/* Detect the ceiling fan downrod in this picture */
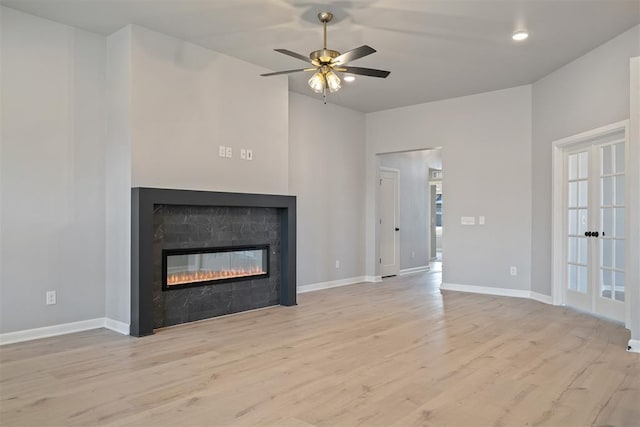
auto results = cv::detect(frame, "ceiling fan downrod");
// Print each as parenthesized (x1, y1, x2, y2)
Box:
(318, 12, 333, 50)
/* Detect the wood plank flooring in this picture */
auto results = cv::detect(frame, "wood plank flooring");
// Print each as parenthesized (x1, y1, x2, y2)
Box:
(1, 269, 639, 426)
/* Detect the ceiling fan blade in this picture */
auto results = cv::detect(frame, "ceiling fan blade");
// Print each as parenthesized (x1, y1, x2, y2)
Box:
(274, 49, 312, 63)
(261, 68, 310, 76)
(340, 66, 390, 78)
(333, 45, 376, 65)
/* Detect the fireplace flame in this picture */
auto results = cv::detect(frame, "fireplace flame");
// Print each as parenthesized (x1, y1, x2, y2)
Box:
(167, 266, 266, 286)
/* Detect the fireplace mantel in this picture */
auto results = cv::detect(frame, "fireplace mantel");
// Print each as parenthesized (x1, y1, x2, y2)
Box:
(131, 188, 296, 337)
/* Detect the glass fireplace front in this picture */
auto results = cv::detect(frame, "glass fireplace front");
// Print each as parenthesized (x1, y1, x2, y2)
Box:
(162, 245, 269, 290)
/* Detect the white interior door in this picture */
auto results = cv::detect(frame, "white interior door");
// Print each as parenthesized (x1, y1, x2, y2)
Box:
(379, 169, 400, 277)
(564, 140, 626, 322)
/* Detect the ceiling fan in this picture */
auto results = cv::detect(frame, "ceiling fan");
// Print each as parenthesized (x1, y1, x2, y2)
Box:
(261, 11, 390, 102)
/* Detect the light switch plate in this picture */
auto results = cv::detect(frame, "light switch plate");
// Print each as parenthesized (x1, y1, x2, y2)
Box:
(461, 216, 475, 225)
(218, 146, 226, 157)
(246, 149, 253, 160)
(240, 149, 247, 160)
(225, 147, 233, 158)
(479, 216, 485, 225)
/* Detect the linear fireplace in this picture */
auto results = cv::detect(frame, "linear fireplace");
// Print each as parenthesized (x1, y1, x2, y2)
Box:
(162, 245, 269, 290)
(131, 188, 296, 337)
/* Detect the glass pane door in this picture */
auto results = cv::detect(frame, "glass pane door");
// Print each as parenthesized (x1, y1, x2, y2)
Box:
(564, 141, 626, 323)
(595, 142, 626, 322)
(565, 149, 591, 312)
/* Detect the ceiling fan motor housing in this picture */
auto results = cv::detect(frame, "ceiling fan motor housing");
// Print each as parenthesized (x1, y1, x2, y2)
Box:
(310, 49, 340, 65)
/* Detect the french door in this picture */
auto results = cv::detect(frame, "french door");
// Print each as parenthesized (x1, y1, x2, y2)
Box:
(565, 139, 626, 322)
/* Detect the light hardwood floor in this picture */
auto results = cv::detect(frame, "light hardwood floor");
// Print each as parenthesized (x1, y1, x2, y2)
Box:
(1, 269, 639, 426)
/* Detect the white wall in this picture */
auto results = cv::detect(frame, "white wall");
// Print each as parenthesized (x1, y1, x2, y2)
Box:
(531, 25, 640, 296)
(289, 93, 366, 285)
(378, 150, 435, 270)
(1, 7, 107, 333)
(130, 26, 289, 195)
(366, 85, 532, 290)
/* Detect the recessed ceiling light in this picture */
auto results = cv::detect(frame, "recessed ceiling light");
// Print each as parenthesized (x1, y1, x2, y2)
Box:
(512, 31, 529, 41)
(344, 75, 356, 82)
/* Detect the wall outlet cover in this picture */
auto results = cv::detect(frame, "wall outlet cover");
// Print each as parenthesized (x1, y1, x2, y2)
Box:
(225, 147, 233, 158)
(246, 149, 253, 160)
(240, 149, 246, 159)
(46, 290, 56, 305)
(218, 145, 226, 157)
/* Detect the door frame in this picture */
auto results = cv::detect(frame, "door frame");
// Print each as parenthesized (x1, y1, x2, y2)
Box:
(378, 167, 400, 277)
(551, 120, 632, 327)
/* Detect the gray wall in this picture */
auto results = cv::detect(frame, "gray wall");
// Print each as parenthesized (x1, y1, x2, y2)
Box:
(531, 25, 640, 296)
(1, 7, 107, 332)
(289, 93, 366, 285)
(378, 150, 439, 270)
(105, 25, 290, 324)
(366, 86, 532, 290)
(105, 26, 132, 325)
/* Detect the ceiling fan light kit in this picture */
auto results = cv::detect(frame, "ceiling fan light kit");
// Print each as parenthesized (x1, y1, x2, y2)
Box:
(261, 11, 390, 103)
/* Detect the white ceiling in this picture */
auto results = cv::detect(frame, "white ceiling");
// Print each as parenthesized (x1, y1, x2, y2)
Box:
(2, 0, 638, 113)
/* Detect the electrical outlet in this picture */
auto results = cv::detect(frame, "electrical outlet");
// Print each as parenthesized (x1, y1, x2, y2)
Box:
(240, 149, 247, 160)
(218, 145, 226, 157)
(46, 291, 56, 305)
(225, 147, 233, 158)
(335, 260, 340, 269)
(246, 149, 253, 161)
(510, 266, 517, 276)
(411, 251, 415, 259)
(479, 216, 485, 225)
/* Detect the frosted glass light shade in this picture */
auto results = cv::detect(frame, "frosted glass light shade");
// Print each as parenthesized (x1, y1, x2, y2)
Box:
(325, 70, 341, 93)
(308, 72, 325, 93)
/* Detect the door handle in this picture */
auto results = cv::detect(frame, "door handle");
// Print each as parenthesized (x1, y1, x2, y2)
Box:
(395, 227, 400, 231)
(585, 231, 592, 237)
(592, 231, 599, 237)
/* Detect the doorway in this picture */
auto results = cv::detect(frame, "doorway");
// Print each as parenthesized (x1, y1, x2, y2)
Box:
(552, 121, 629, 324)
(376, 149, 442, 279)
(429, 169, 443, 262)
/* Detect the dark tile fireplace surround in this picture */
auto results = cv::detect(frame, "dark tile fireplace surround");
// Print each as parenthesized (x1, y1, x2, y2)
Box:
(131, 188, 296, 337)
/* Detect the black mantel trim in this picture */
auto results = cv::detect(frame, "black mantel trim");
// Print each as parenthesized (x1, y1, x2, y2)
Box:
(130, 187, 297, 337)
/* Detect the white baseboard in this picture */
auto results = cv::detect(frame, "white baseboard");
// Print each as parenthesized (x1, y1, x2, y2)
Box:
(0, 317, 130, 346)
(364, 275, 382, 282)
(104, 318, 130, 335)
(399, 265, 430, 275)
(440, 283, 554, 305)
(298, 276, 371, 294)
(529, 291, 554, 305)
(628, 339, 640, 353)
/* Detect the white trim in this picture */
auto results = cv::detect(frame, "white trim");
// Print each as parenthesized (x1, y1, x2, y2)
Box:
(364, 275, 382, 282)
(628, 339, 640, 353)
(104, 317, 130, 335)
(0, 317, 130, 346)
(440, 283, 554, 305)
(399, 265, 430, 275)
(628, 57, 640, 350)
(297, 276, 370, 294)
(379, 166, 401, 173)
